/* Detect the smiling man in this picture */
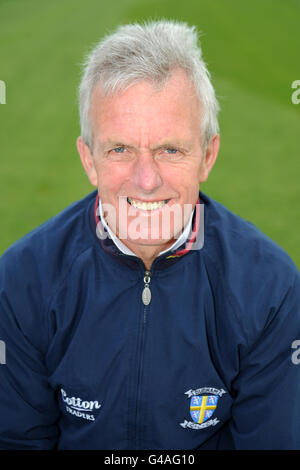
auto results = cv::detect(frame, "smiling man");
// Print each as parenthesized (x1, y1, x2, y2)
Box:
(0, 21, 299, 450)
(77, 67, 218, 269)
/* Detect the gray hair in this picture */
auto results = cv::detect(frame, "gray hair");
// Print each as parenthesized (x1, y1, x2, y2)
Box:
(78, 20, 220, 152)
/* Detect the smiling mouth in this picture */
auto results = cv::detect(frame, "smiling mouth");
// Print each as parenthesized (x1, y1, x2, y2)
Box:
(127, 197, 171, 211)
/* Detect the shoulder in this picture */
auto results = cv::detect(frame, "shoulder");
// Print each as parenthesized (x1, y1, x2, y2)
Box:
(0, 191, 99, 353)
(200, 192, 299, 349)
(0, 190, 98, 297)
(200, 191, 298, 280)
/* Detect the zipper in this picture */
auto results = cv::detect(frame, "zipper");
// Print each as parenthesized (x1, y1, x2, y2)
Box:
(134, 269, 152, 448)
(142, 270, 152, 305)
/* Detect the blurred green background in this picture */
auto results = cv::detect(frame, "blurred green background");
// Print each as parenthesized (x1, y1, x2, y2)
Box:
(0, 0, 299, 265)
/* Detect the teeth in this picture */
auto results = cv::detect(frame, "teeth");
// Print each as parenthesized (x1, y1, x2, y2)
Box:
(127, 198, 168, 211)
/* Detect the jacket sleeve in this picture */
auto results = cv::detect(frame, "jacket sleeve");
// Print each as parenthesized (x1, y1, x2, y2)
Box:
(221, 270, 300, 449)
(0, 248, 60, 449)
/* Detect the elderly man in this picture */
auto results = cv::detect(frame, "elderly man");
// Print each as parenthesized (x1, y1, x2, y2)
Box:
(0, 21, 299, 450)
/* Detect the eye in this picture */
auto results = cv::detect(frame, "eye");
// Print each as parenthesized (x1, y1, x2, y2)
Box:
(159, 147, 183, 161)
(112, 146, 126, 153)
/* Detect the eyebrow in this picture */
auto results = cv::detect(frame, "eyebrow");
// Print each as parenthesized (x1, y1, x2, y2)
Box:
(98, 141, 135, 152)
(150, 142, 192, 153)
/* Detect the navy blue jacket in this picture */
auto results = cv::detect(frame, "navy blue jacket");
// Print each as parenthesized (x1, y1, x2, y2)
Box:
(0, 190, 299, 450)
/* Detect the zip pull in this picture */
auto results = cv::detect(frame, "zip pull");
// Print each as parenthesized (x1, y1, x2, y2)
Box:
(142, 270, 152, 306)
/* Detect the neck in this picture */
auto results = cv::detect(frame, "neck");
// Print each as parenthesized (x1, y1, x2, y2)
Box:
(121, 239, 175, 270)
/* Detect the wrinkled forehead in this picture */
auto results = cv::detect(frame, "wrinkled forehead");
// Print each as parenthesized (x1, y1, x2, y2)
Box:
(89, 69, 202, 147)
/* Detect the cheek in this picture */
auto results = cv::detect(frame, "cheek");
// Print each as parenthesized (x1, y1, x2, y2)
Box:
(98, 166, 136, 209)
(165, 167, 200, 197)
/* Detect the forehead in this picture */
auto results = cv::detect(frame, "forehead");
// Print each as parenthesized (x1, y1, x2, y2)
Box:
(90, 69, 202, 145)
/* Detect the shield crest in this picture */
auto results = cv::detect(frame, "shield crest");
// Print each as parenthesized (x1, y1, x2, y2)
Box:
(190, 395, 219, 424)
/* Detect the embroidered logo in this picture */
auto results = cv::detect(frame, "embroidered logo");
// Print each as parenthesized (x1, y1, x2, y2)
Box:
(180, 387, 226, 430)
(60, 388, 101, 422)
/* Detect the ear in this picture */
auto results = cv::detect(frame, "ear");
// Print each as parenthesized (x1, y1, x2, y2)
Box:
(76, 136, 98, 187)
(199, 134, 220, 183)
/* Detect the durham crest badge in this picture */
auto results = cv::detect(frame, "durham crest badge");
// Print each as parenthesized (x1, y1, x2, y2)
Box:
(180, 387, 226, 430)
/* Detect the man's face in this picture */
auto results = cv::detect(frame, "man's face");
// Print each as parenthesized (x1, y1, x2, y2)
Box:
(78, 68, 219, 252)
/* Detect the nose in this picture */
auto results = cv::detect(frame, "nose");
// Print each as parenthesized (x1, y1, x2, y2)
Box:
(132, 150, 163, 193)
